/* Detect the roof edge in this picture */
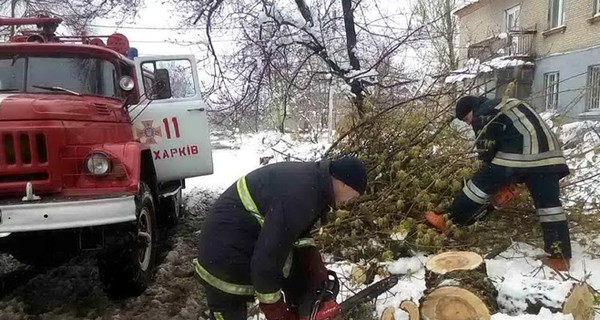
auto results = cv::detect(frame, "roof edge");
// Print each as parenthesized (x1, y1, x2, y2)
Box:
(454, 0, 486, 17)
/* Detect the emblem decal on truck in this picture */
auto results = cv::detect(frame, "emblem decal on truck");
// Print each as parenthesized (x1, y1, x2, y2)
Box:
(136, 120, 162, 144)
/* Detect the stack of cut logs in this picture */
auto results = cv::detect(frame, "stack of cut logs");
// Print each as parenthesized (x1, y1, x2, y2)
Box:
(379, 251, 594, 320)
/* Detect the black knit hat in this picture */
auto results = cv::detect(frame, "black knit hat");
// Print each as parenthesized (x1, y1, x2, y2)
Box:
(329, 156, 367, 195)
(455, 95, 481, 119)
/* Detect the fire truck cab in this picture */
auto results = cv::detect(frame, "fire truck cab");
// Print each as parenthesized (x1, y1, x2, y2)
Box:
(0, 16, 213, 296)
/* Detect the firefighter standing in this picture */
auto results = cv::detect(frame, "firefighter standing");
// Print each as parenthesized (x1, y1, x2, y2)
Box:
(425, 95, 572, 271)
(194, 156, 367, 319)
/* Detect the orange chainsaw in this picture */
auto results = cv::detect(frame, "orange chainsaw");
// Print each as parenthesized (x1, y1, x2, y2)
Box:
(425, 183, 526, 230)
(489, 183, 526, 208)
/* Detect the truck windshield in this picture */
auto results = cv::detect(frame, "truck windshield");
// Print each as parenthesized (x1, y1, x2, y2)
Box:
(0, 56, 119, 98)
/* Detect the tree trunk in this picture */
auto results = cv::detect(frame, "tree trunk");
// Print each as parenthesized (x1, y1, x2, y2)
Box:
(294, 0, 313, 26)
(341, 0, 365, 117)
(421, 251, 497, 320)
(10, 0, 18, 37)
(443, 0, 457, 71)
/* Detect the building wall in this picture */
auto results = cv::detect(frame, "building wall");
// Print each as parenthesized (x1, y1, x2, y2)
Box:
(458, 0, 600, 63)
(530, 45, 600, 118)
(456, 0, 523, 66)
(523, 0, 600, 56)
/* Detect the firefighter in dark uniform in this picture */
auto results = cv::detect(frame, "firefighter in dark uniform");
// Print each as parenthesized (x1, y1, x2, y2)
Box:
(193, 156, 367, 320)
(425, 95, 572, 271)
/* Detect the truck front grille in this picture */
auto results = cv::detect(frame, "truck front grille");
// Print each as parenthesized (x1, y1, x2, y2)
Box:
(0, 172, 49, 183)
(1, 132, 48, 166)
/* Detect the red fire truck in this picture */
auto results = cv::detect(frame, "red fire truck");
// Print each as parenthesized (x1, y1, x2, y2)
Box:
(0, 15, 213, 296)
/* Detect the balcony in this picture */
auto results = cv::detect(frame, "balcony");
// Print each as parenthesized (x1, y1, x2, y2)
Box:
(467, 29, 537, 62)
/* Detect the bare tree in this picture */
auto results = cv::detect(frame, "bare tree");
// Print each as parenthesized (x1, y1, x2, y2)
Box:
(0, 0, 142, 35)
(167, 0, 451, 133)
(413, 0, 459, 74)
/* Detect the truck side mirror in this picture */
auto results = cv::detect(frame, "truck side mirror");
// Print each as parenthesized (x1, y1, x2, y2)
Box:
(154, 68, 172, 99)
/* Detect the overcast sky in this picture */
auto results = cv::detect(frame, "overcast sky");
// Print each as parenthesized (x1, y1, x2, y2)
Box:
(83, 0, 428, 87)
(90, 0, 418, 55)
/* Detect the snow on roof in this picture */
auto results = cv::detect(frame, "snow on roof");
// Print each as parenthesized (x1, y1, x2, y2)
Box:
(453, 0, 480, 15)
(444, 57, 534, 84)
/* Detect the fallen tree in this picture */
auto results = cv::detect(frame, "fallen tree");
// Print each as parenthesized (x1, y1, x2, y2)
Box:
(315, 97, 527, 261)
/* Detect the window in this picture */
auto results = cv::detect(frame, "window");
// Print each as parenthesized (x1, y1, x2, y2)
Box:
(505, 5, 521, 31)
(544, 72, 560, 110)
(587, 65, 600, 110)
(0, 56, 118, 98)
(548, 0, 566, 28)
(595, 0, 600, 15)
(141, 59, 195, 100)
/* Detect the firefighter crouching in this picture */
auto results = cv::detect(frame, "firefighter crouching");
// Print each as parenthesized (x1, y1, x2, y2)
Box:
(194, 156, 367, 319)
(425, 95, 572, 271)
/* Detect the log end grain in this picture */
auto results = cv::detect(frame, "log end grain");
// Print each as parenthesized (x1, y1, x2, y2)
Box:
(562, 282, 595, 320)
(425, 251, 484, 275)
(421, 286, 491, 320)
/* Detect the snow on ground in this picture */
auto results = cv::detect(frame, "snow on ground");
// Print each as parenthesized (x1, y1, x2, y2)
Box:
(557, 120, 600, 211)
(326, 241, 600, 319)
(189, 130, 600, 320)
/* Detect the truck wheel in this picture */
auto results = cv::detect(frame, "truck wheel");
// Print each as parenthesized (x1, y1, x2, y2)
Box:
(98, 182, 157, 298)
(164, 188, 183, 227)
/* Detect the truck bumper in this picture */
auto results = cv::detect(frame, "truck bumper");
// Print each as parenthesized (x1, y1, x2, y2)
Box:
(0, 196, 136, 234)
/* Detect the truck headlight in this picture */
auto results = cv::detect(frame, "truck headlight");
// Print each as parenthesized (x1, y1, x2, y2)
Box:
(85, 153, 111, 175)
(119, 76, 135, 91)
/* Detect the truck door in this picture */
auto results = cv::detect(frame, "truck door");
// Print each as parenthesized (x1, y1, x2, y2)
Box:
(130, 55, 213, 182)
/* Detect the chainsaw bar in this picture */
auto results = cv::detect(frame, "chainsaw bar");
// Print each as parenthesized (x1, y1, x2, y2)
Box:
(339, 275, 399, 314)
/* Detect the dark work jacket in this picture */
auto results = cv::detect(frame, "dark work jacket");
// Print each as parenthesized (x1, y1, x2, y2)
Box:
(197, 160, 334, 296)
(471, 98, 570, 178)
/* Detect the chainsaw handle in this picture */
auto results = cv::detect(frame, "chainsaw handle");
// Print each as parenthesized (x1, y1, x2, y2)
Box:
(309, 271, 341, 320)
(325, 270, 340, 298)
(305, 300, 343, 320)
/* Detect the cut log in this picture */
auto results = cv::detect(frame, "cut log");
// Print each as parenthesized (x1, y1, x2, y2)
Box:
(420, 251, 497, 320)
(421, 287, 491, 320)
(399, 300, 419, 320)
(498, 277, 595, 320)
(380, 301, 420, 320)
(563, 283, 595, 320)
(350, 265, 367, 285)
(380, 306, 395, 320)
(425, 251, 485, 287)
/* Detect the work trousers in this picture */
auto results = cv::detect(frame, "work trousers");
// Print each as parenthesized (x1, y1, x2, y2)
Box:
(200, 251, 313, 320)
(449, 164, 572, 258)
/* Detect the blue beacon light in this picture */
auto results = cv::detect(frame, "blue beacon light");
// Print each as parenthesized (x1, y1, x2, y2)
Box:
(128, 47, 139, 59)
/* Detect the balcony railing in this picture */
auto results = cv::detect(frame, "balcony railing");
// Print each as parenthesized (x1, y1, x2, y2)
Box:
(467, 29, 537, 62)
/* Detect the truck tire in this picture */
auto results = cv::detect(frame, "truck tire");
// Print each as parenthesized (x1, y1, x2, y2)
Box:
(98, 182, 157, 298)
(164, 188, 183, 227)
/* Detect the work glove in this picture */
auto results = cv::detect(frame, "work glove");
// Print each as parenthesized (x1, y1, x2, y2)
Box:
(297, 246, 328, 291)
(424, 211, 448, 231)
(260, 299, 299, 320)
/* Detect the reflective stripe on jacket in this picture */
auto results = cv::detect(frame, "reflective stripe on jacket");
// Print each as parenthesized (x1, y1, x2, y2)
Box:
(472, 98, 569, 177)
(195, 172, 323, 303)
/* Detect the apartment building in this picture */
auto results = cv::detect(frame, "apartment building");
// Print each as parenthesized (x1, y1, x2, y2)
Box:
(450, 0, 600, 119)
